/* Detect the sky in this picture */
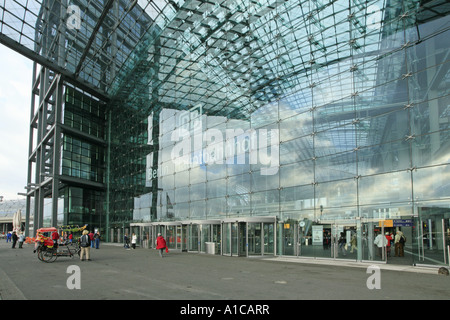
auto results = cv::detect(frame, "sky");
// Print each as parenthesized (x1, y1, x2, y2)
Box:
(0, 45, 33, 201)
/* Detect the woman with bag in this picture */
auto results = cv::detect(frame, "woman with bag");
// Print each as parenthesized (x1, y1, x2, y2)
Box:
(156, 233, 168, 258)
(79, 230, 91, 261)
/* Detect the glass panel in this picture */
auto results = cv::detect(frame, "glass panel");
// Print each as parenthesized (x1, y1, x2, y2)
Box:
(231, 223, 238, 256)
(212, 224, 221, 254)
(315, 151, 356, 183)
(166, 225, 176, 249)
(248, 223, 261, 256)
(359, 171, 412, 206)
(279, 222, 296, 256)
(357, 140, 411, 176)
(332, 221, 357, 261)
(280, 160, 314, 188)
(143, 226, 151, 249)
(417, 207, 450, 266)
(239, 222, 247, 257)
(251, 190, 279, 216)
(181, 225, 187, 251)
(279, 109, 313, 138)
(264, 223, 274, 255)
(315, 179, 357, 213)
(413, 165, 450, 201)
(200, 224, 210, 253)
(280, 135, 314, 165)
(223, 223, 231, 255)
(412, 131, 450, 168)
(189, 225, 199, 252)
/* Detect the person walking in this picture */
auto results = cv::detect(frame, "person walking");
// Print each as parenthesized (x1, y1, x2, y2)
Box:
(374, 232, 386, 257)
(94, 232, 100, 249)
(338, 232, 347, 256)
(350, 233, 357, 253)
(89, 230, 95, 248)
(124, 234, 130, 249)
(18, 232, 25, 248)
(385, 232, 392, 257)
(394, 230, 405, 257)
(131, 233, 137, 249)
(79, 230, 91, 261)
(11, 231, 18, 249)
(156, 233, 167, 258)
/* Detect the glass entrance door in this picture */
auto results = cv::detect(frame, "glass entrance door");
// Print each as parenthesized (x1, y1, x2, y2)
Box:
(181, 225, 188, 251)
(417, 208, 450, 267)
(238, 222, 247, 257)
(189, 224, 199, 252)
(361, 219, 391, 262)
(227, 222, 246, 256)
(223, 221, 247, 256)
(264, 223, 274, 255)
(296, 219, 357, 260)
(222, 218, 276, 257)
(278, 222, 297, 256)
(248, 222, 261, 256)
(248, 222, 275, 256)
(329, 221, 358, 260)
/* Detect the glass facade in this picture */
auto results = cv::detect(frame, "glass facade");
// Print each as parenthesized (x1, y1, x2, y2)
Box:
(62, 86, 106, 183)
(37, 85, 106, 232)
(1, 0, 449, 266)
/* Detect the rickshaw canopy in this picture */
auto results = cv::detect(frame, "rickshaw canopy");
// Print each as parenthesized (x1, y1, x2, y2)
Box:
(37, 227, 58, 233)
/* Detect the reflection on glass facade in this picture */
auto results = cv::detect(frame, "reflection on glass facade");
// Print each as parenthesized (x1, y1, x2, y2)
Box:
(2, 0, 449, 265)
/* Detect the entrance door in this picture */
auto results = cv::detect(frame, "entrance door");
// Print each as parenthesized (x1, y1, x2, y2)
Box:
(223, 218, 276, 257)
(189, 224, 199, 252)
(361, 219, 389, 262)
(200, 224, 210, 253)
(279, 222, 297, 256)
(248, 223, 261, 256)
(228, 222, 247, 256)
(417, 209, 450, 266)
(330, 221, 358, 260)
(264, 223, 274, 255)
(297, 220, 358, 260)
(238, 222, 247, 257)
(181, 225, 188, 251)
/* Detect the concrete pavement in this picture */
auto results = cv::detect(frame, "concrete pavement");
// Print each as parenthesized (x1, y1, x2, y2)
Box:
(1, 239, 449, 306)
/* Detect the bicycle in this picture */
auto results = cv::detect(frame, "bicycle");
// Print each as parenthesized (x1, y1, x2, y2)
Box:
(34, 227, 81, 263)
(38, 241, 81, 263)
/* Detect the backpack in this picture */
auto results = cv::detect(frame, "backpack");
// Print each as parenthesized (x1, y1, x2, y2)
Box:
(399, 235, 406, 244)
(80, 235, 89, 247)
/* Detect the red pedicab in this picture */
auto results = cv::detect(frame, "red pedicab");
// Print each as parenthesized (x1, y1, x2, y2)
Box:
(34, 227, 80, 263)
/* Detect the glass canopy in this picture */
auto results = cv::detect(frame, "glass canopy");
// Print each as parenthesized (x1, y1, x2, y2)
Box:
(1, 0, 448, 116)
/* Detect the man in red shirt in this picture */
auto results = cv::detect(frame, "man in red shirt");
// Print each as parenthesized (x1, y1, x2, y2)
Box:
(51, 231, 60, 248)
(88, 231, 95, 248)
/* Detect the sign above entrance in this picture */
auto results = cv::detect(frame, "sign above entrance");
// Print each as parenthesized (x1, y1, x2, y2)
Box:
(380, 219, 413, 227)
(393, 219, 413, 227)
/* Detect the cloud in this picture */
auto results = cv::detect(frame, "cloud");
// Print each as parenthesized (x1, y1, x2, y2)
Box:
(0, 45, 33, 200)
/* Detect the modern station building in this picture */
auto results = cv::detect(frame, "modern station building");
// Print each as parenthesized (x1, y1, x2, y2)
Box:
(0, 0, 449, 267)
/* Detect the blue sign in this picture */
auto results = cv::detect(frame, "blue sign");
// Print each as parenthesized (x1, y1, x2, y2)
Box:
(393, 219, 413, 227)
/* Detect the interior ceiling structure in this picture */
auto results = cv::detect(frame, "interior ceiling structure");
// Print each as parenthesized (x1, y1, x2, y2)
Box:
(0, 0, 449, 119)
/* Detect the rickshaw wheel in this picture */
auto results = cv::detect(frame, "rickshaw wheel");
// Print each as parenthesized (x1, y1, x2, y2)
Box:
(37, 248, 44, 261)
(40, 248, 57, 263)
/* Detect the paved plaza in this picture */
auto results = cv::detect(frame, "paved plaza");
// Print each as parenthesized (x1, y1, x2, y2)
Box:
(1, 239, 449, 312)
